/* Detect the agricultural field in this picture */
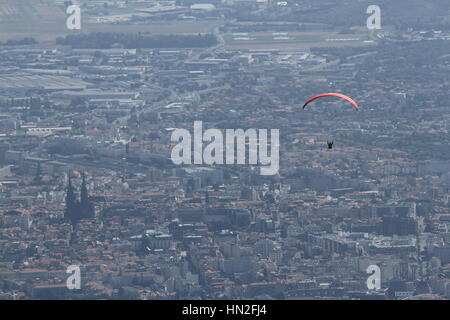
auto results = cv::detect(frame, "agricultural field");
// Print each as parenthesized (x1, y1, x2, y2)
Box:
(0, 0, 66, 42)
(0, 0, 224, 44)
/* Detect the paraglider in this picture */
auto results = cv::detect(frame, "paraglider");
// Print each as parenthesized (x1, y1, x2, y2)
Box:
(302, 93, 360, 149)
(302, 93, 360, 111)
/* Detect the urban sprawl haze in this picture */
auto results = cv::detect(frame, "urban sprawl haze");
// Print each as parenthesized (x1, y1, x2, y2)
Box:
(0, 0, 450, 301)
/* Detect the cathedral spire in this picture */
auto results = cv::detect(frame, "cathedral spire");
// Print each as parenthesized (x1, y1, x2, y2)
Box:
(65, 171, 78, 226)
(80, 172, 95, 219)
(80, 172, 88, 206)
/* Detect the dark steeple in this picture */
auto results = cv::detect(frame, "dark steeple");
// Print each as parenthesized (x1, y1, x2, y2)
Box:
(80, 172, 88, 207)
(65, 172, 78, 226)
(34, 162, 42, 184)
(80, 172, 95, 219)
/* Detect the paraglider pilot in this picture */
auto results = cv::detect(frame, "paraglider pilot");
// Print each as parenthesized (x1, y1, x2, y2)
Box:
(327, 140, 334, 149)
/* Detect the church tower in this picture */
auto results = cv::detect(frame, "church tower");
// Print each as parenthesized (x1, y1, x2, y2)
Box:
(80, 172, 95, 219)
(64, 173, 79, 227)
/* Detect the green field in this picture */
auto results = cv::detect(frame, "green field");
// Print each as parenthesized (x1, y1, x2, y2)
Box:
(0, 0, 66, 42)
(0, 0, 224, 43)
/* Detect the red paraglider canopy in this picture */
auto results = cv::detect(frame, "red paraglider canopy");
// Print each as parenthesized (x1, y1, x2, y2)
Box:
(302, 93, 360, 111)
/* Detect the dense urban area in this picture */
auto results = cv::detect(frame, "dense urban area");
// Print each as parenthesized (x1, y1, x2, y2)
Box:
(0, 0, 450, 300)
